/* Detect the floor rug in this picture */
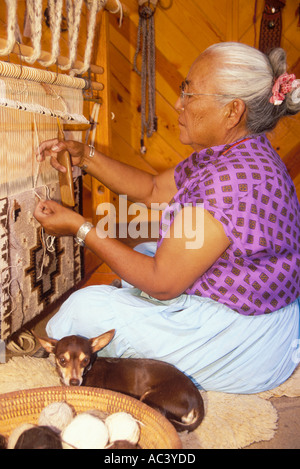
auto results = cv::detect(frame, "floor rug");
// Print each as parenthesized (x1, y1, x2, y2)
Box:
(0, 356, 299, 449)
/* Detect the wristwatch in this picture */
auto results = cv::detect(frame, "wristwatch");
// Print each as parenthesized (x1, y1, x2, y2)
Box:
(75, 222, 94, 247)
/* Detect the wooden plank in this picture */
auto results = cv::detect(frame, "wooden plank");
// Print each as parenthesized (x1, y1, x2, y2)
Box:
(190, 0, 227, 40)
(109, 16, 184, 104)
(226, 0, 239, 41)
(110, 79, 187, 171)
(109, 14, 191, 172)
(282, 143, 300, 181)
(268, 115, 300, 160)
(109, 6, 196, 78)
(109, 43, 190, 165)
(111, 129, 157, 174)
(237, 0, 264, 46)
(157, 0, 225, 51)
(90, 11, 113, 226)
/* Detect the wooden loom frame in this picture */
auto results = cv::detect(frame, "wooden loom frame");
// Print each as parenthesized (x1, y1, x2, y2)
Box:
(0, 2, 127, 338)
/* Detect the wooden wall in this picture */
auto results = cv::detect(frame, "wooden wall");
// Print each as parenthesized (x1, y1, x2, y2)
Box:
(108, 0, 300, 197)
(0, 0, 299, 197)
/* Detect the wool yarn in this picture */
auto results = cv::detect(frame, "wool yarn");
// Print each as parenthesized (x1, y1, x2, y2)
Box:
(7, 423, 35, 449)
(109, 440, 141, 449)
(62, 413, 109, 449)
(0, 434, 7, 450)
(14, 426, 62, 449)
(39, 0, 64, 67)
(0, 0, 18, 56)
(70, 0, 99, 75)
(105, 412, 140, 444)
(38, 402, 75, 433)
(23, 0, 43, 65)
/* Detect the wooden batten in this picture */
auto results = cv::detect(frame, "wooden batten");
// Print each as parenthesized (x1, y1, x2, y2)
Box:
(0, 38, 104, 76)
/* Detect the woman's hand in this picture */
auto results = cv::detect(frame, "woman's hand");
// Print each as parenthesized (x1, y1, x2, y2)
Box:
(34, 199, 85, 237)
(36, 139, 87, 173)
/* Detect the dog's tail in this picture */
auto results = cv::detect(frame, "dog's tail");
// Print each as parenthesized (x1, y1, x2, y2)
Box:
(141, 387, 205, 433)
(170, 404, 205, 432)
(170, 390, 205, 432)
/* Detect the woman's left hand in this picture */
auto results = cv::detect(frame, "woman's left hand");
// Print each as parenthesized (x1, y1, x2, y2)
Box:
(34, 199, 85, 237)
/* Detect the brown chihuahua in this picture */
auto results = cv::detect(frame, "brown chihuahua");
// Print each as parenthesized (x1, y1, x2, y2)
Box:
(36, 329, 204, 432)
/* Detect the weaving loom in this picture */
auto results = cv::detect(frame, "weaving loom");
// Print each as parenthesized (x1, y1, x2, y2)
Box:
(0, 63, 85, 341)
(0, 0, 125, 341)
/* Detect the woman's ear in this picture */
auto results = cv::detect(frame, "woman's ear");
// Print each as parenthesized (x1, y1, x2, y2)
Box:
(224, 99, 246, 129)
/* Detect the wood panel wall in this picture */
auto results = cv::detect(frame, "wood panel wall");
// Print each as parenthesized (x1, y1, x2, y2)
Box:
(0, 0, 299, 199)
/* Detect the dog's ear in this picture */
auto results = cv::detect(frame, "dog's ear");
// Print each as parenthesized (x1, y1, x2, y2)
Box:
(89, 329, 116, 353)
(32, 331, 58, 353)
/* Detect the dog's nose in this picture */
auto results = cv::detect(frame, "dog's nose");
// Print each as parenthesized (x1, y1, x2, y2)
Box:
(69, 378, 80, 386)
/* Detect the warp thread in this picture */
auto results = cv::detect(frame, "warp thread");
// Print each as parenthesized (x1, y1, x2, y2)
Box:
(33, 117, 56, 280)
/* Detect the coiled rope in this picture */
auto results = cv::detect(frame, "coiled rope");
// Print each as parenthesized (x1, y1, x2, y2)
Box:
(133, 3, 158, 154)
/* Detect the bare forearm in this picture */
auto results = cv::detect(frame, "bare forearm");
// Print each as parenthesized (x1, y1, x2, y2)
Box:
(84, 228, 162, 295)
(36, 139, 177, 207)
(83, 207, 231, 301)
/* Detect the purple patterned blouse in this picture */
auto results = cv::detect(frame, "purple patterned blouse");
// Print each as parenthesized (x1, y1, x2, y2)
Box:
(158, 135, 300, 315)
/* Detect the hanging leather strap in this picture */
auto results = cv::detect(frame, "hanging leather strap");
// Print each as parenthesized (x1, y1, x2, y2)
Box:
(259, 0, 286, 54)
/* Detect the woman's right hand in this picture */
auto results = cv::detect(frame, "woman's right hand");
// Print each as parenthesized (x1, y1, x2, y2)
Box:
(36, 138, 87, 173)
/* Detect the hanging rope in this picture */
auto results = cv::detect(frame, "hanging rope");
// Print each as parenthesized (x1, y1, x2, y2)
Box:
(59, 0, 84, 71)
(71, 0, 101, 75)
(22, 0, 43, 65)
(39, 0, 64, 68)
(133, 2, 158, 155)
(0, 0, 18, 56)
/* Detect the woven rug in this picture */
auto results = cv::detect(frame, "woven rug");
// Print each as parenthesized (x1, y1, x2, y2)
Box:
(0, 356, 299, 449)
(0, 179, 83, 341)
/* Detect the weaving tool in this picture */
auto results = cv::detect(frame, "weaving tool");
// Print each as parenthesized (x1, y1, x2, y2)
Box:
(56, 117, 75, 207)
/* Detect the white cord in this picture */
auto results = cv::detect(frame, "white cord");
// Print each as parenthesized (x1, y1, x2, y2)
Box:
(0, 0, 18, 56)
(39, 0, 64, 67)
(33, 118, 56, 279)
(23, 0, 43, 64)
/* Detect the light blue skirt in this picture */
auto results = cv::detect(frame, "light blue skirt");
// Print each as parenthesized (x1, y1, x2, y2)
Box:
(46, 243, 300, 394)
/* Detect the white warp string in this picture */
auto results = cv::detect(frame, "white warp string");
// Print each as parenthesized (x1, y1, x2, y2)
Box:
(0, 96, 89, 123)
(33, 117, 57, 279)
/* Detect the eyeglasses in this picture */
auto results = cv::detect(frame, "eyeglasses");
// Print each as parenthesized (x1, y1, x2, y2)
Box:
(179, 80, 231, 103)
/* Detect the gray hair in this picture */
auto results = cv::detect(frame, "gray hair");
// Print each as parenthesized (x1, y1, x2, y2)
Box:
(205, 42, 300, 134)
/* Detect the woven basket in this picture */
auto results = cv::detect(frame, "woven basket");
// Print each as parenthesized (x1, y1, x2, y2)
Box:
(0, 386, 182, 449)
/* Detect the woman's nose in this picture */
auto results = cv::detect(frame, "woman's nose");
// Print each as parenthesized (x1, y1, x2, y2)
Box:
(175, 96, 184, 112)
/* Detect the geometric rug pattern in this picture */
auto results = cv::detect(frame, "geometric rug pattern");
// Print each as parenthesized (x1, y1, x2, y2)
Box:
(0, 178, 83, 340)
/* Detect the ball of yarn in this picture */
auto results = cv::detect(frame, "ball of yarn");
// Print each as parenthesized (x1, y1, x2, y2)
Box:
(105, 412, 140, 444)
(38, 402, 75, 433)
(109, 440, 141, 449)
(62, 413, 109, 449)
(0, 434, 7, 449)
(7, 423, 35, 449)
(14, 426, 63, 449)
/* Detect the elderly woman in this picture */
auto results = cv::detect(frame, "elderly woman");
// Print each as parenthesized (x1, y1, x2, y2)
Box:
(34, 42, 300, 394)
